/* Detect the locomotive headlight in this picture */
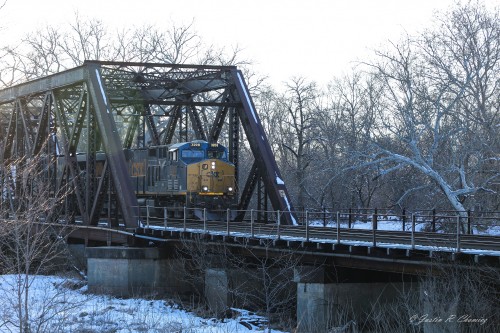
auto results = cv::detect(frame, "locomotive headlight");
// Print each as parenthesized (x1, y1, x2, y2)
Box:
(202, 186, 209, 192)
(211, 161, 216, 169)
(228, 187, 233, 192)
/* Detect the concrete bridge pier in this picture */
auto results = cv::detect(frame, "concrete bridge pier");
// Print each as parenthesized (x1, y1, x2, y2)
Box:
(204, 266, 294, 318)
(86, 247, 191, 297)
(203, 267, 263, 315)
(294, 267, 336, 333)
(419, 280, 459, 333)
(204, 268, 231, 315)
(294, 267, 408, 333)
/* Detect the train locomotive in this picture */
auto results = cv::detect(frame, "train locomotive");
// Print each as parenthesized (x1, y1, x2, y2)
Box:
(73, 140, 237, 221)
(129, 140, 237, 220)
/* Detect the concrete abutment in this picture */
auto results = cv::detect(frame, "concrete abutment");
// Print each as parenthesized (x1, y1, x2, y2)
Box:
(294, 266, 410, 333)
(86, 247, 191, 297)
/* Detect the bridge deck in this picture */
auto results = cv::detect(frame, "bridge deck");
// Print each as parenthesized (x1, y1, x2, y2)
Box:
(61, 216, 500, 275)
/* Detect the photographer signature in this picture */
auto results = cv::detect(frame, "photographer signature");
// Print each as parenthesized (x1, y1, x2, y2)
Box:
(410, 314, 487, 326)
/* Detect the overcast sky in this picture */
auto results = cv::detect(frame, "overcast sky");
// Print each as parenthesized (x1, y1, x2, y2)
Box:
(1, 0, 497, 87)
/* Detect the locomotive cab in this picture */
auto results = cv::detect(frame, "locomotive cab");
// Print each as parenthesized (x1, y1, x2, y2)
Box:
(180, 141, 235, 197)
(130, 140, 237, 220)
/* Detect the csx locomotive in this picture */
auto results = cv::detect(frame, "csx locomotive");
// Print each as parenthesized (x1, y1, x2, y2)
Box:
(75, 140, 237, 220)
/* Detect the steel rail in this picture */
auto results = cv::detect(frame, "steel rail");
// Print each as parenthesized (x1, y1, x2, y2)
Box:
(138, 219, 500, 253)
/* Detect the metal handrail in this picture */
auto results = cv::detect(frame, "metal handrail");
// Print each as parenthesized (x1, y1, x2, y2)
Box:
(129, 204, 499, 254)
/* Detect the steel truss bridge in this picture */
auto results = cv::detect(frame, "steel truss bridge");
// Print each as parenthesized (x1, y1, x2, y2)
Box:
(0, 62, 498, 273)
(0, 61, 295, 228)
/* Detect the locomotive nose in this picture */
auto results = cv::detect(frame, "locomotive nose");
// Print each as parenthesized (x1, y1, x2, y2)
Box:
(198, 159, 235, 195)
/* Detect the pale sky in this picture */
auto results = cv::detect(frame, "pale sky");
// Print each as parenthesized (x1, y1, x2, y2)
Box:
(1, 0, 497, 87)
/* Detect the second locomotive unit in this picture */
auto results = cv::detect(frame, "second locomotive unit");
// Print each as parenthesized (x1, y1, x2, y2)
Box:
(127, 140, 237, 219)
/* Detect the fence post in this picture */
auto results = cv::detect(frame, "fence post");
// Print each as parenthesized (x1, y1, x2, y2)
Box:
(336, 211, 340, 244)
(226, 208, 230, 236)
(203, 208, 207, 233)
(136, 205, 141, 227)
(348, 208, 352, 228)
(372, 208, 378, 247)
(411, 214, 416, 250)
(432, 209, 436, 232)
(277, 210, 281, 240)
(323, 207, 327, 227)
(402, 209, 406, 231)
(164, 207, 167, 228)
(456, 215, 461, 253)
(183, 206, 187, 232)
(467, 210, 472, 235)
(277, 210, 281, 239)
(251, 209, 255, 237)
(305, 210, 309, 242)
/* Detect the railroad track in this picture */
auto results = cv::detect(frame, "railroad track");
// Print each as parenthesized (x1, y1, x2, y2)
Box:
(140, 219, 500, 252)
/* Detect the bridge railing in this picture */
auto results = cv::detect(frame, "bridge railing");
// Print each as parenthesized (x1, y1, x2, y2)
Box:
(65, 201, 498, 237)
(128, 204, 499, 251)
(295, 208, 499, 235)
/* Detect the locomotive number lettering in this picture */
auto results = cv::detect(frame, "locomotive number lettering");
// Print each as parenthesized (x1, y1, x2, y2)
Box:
(131, 161, 146, 176)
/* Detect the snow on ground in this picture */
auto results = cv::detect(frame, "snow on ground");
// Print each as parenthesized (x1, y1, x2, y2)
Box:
(0, 275, 285, 333)
(484, 224, 500, 236)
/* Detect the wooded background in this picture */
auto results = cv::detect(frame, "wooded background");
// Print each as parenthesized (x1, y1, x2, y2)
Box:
(1, 1, 498, 214)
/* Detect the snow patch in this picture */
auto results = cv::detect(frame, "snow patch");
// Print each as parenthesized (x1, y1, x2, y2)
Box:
(0, 274, 286, 333)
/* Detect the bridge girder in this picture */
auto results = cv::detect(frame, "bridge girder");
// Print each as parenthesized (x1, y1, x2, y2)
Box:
(0, 61, 296, 227)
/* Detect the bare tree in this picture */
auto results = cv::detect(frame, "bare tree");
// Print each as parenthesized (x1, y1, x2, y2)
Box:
(274, 77, 322, 209)
(366, 264, 500, 333)
(359, 1, 499, 213)
(174, 236, 306, 332)
(255, 85, 287, 160)
(113, 21, 201, 64)
(0, 13, 248, 88)
(318, 71, 384, 209)
(0, 145, 75, 333)
(418, 0, 500, 211)
(229, 240, 302, 332)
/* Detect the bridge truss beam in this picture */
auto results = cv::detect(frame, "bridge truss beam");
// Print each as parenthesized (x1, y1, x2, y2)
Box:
(0, 61, 296, 228)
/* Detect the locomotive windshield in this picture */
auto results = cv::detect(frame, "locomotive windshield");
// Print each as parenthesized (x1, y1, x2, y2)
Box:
(208, 150, 227, 159)
(173, 141, 230, 163)
(181, 149, 204, 161)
